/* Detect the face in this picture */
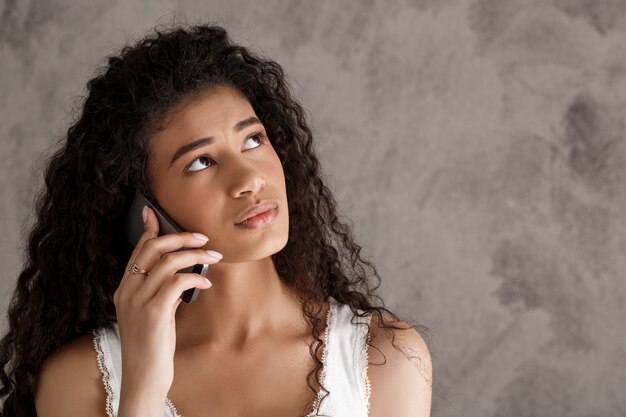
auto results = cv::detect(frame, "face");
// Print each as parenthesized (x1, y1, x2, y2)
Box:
(147, 85, 289, 262)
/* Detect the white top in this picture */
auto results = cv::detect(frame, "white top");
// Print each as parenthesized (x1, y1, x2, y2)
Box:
(91, 296, 372, 417)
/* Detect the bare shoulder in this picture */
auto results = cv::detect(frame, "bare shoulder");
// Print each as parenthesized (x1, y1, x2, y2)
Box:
(367, 311, 432, 417)
(35, 331, 108, 417)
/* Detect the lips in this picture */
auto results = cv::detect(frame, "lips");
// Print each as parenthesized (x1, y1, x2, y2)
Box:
(234, 201, 279, 224)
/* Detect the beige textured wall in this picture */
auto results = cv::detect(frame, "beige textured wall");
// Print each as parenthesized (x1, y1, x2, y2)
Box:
(1, 1, 625, 416)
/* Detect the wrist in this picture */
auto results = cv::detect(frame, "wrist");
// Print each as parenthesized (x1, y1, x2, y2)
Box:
(119, 384, 167, 417)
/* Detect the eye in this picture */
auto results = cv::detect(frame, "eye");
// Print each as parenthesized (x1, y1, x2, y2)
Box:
(184, 131, 267, 174)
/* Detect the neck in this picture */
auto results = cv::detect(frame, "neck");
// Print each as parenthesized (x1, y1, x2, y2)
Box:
(174, 256, 310, 352)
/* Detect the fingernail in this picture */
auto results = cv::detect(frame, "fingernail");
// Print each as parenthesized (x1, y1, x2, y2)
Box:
(206, 250, 223, 259)
(204, 278, 212, 287)
(192, 233, 209, 241)
(142, 206, 148, 223)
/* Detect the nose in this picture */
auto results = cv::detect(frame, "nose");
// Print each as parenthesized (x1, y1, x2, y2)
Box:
(226, 156, 266, 197)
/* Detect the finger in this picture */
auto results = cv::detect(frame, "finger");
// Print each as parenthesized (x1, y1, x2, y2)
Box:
(129, 205, 161, 265)
(133, 249, 222, 304)
(122, 206, 210, 297)
(130, 206, 160, 262)
(118, 205, 161, 297)
(151, 272, 213, 310)
(132, 205, 212, 267)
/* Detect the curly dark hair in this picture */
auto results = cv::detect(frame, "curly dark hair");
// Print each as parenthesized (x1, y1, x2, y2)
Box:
(0, 21, 432, 417)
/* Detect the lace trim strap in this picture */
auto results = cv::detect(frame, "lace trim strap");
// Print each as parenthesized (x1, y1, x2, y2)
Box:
(305, 298, 335, 417)
(93, 325, 178, 417)
(360, 314, 373, 417)
(91, 328, 117, 417)
(165, 397, 182, 417)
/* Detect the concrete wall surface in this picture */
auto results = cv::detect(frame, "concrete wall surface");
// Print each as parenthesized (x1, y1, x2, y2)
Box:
(1, 1, 625, 416)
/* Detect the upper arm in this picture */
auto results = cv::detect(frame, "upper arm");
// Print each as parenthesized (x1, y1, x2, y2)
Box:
(35, 332, 108, 417)
(367, 314, 433, 417)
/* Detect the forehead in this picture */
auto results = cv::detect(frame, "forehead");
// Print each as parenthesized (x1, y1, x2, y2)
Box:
(159, 86, 253, 134)
(149, 86, 255, 157)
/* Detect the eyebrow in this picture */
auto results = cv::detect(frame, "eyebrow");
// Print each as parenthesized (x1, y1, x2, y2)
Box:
(169, 116, 263, 168)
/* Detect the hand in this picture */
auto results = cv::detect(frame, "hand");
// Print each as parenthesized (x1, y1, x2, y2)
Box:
(113, 205, 222, 404)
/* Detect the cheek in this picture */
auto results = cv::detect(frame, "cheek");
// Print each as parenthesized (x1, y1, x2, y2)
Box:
(175, 194, 223, 232)
(265, 153, 285, 183)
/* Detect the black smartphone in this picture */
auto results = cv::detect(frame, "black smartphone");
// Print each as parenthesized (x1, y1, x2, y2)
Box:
(123, 189, 209, 304)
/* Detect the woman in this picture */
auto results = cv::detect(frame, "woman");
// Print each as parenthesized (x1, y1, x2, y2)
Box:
(0, 23, 432, 417)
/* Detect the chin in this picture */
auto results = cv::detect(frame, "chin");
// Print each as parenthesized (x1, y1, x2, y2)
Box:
(227, 231, 289, 262)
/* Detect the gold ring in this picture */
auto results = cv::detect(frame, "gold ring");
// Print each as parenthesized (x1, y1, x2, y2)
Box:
(128, 263, 150, 275)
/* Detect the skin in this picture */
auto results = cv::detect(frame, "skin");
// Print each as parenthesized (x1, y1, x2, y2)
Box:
(147, 85, 306, 351)
(146, 84, 330, 415)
